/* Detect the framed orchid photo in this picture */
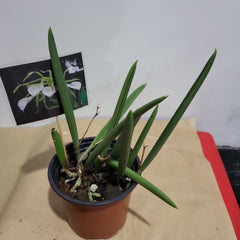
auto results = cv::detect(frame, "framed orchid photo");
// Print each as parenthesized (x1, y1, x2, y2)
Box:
(0, 53, 88, 125)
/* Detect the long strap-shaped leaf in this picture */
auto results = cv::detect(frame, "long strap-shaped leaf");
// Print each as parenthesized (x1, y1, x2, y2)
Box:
(141, 49, 217, 171)
(108, 61, 137, 130)
(121, 84, 146, 117)
(48, 28, 79, 150)
(128, 105, 158, 167)
(112, 111, 134, 183)
(107, 159, 177, 208)
(51, 128, 66, 166)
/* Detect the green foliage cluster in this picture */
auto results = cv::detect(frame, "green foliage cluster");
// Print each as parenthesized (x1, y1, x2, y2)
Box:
(49, 27, 216, 208)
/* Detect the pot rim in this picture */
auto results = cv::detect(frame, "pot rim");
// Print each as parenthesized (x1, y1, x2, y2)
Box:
(48, 137, 140, 207)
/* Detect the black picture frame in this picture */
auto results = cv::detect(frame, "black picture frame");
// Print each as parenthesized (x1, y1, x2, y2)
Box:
(0, 52, 88, 125)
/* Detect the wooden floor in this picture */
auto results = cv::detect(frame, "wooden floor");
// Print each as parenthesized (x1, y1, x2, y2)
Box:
(218, 147, 240, 207)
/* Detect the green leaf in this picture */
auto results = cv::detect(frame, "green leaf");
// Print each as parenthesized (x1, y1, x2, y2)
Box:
(141, 49, 217, 171)
(51, 128, 66, 166)
(107, 159, 178, 208)
(48, 28, 79, 151)
(112, 111, 134, 182)
(109, 61, 137, 130)
(132, 95, 167, 124)
(121, 84, 146, 117)
(128, 105, 158, 167)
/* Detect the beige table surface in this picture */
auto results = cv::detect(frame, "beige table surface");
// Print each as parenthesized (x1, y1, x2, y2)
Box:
(0, 118, 236, 239)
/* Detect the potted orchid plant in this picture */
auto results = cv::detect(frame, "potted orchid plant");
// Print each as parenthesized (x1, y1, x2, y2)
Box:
(47, 27, 217, 239)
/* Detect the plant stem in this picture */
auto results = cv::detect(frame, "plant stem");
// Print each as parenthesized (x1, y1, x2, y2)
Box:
(79, 105, 100, 147)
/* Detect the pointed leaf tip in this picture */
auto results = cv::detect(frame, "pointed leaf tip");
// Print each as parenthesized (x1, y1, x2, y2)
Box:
(212, 49, 217, 58)
(48, 27, 53, 35)
(132, 60, 138, 68)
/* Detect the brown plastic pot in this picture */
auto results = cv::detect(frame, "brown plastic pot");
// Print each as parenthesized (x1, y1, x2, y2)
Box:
(48, 137, 140, 239)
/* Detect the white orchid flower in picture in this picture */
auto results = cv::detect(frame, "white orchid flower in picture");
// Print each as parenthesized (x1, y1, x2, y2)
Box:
(18, 97, 33, 112)
(42, 86, 56, 97)
(67, 82, 81, 90)
(17, 84, 56, 111)
(65, 59, 83, 74)
(27, 85, 44, 96)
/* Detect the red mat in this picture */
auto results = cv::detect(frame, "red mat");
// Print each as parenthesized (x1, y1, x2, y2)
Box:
(198, 132, 240, 239)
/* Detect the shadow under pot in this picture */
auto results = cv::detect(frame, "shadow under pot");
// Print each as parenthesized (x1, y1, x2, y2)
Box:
(48, 137, 140, 239)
